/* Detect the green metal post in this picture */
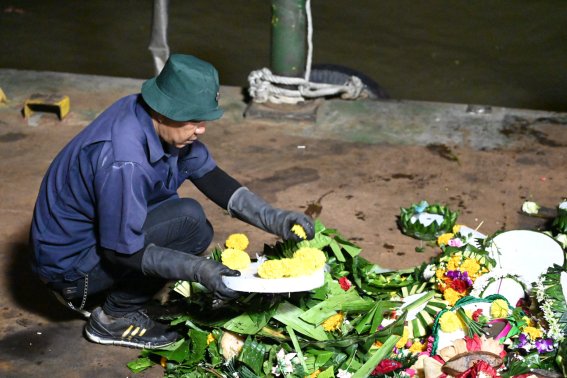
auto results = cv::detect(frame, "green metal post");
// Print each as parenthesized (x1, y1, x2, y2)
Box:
(271, 0, 306, 78)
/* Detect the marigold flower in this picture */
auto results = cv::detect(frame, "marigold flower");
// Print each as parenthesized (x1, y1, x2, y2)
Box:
(452, 224, 462, 234)
(395, 326, 410, 348)
(490, 299, 509, 319)
(221, 248, 251, 270)
(225, 233, 249, 251)
(257, 258, 290, 278)
(291, 224, 307, 239)
(439, 311, 464, 333)
(447, 255, 462, 271)
(436, 268, 446, 280)
(443, 287, 464, 306)
(322, 312, 344, 331)
(408, 341, 426, 354)
(293, 247, 326, 270)
(437, 233, 454, 246)
(523, 326, 543, 341)
(308, 369, 321, 378)
(460, 258, 481, 278)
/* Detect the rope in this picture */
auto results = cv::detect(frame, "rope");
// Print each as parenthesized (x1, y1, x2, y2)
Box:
(248, 0, 365, 104)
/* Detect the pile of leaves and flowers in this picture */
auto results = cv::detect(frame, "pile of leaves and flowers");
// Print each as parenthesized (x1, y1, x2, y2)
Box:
(128, 200, 567, 378)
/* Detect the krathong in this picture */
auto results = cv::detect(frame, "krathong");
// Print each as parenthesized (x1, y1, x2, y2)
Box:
(128, 199, 567, 377)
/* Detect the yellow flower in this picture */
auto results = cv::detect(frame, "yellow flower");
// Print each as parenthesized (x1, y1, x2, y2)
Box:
(439, 311, 464, 333)
(447, 255, 462, 271)
(293, 247, 326, 271)
(443, 287, 463, 306)
(221, 248, 251, 270)
(207, 333, 215, 345)
(257, 259, 289, 279)
(291, 224, 307, 239)
(460, 258, 481, 278)
(322, 312, 344, 331)
(437, 233, 454, 246)
(522, 316, 535, 327)
(409, 341, 426, 354)
(523, 326, 543, 340)
(308, 370, 321, 378)
(395, 326, 410, 348)
(373, 340, 383, 348)
(490, 299, 509, 318)
(225, 233, 249, 251)
(452, 224, 462, 234)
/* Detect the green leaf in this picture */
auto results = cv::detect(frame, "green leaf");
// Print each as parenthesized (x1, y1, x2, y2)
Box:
(223, 309, 274, 335)
(300, 291, 362, 325)
(352, 335, 400, 378)
(127, 357, 154, 373)
(287, 326, 307, 371)
(318, 366, 335, 378)
(329, 240, 346, 262)
(272, 301, 329, 341)
(238, 337, 266, 376)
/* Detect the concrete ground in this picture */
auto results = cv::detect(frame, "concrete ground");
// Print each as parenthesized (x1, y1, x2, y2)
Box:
(0, 69, 566, 377)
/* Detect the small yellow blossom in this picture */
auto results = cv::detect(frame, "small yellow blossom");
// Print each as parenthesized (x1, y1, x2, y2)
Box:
(409, 341, 426, 354)
(443, 287, 463, 306)
(225, 233, 249, 251)
(207, 333, 215, 345)
(291, 224, 307, 239)
(452, 224, 462, 234)
(523, 326, 543, 340)
(436, 268, 446, 280)
(447, 255, 462, 271)
(373, 340, 383, 348)
(308, 370, 321, 378)
(395, 326, 410, 348)
(522, 316, 535, 327)
(221, 248, 251, 270)
(322, 312, 344, 331)
(437, 233, 454, 246)
(490, 299, 509, 319)
(460, 258, 481, 278)
(439, 311, 464, 333)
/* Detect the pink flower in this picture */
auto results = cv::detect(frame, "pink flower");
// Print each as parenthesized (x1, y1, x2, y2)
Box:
(448, 238, 464, 247)
(457, 360, 497, 378)
(371, 359, 402, 375)
(339, 276, 352, 291)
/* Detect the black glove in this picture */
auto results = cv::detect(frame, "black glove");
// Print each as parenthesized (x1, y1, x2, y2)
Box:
(141, 244, 241, 300)
(227, 187, 315, 241)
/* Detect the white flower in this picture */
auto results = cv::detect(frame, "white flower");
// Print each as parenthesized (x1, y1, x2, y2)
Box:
(521, 201, 540, 215)
(423, 264, 436, 280)
(337, 369, 353, 378)
(272, 349, 297, 376)
(554, 233, 567, 249)
(559, 200, 567, 210)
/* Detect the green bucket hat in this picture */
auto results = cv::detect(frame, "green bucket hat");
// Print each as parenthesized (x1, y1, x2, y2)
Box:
(141, 54, 224, 121)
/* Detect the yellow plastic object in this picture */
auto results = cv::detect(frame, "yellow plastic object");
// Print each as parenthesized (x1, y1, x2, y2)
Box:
(23, 93, 70, 120)
(0, 87, 6, 103)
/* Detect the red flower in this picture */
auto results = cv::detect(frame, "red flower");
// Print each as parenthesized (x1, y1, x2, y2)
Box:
(456, 360, 497, 378)
(471, 309, 483, 321)
(449, 279, 469, 293)
(371, 359, 402, 375)
(465, 334, 482, 352)
(339, 276, 352, 291)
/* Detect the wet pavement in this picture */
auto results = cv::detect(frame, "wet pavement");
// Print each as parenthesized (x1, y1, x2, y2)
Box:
(1, 69, 566, 377)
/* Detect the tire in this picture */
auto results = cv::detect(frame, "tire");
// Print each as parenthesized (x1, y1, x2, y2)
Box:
(309, 63, 389, 100)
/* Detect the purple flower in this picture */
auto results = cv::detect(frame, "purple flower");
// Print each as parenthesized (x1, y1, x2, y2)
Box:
(446, 270, 473, 286)
(517, 333, 529, 348)
(535, 338, 554, 353)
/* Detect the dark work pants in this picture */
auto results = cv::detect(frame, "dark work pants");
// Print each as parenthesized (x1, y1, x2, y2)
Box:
(48, 198, 213, 316)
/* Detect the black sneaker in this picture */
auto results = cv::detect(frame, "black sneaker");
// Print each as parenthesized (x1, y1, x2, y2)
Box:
(84, 307, 179, 349)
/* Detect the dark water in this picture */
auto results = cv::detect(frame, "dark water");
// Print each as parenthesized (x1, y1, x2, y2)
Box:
(2, 0, 567, 112)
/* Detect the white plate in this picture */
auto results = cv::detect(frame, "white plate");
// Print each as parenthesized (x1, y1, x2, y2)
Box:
(222, 262, 325, 293)
(487, 230, 564, 285)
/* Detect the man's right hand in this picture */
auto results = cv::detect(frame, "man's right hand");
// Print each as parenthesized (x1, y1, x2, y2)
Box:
(141, 244, 241, 300)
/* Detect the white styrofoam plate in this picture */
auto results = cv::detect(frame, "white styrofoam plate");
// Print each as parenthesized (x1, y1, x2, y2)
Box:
(487, 230, 564, 285)
(222, 262, 325, 293)
(480, 277, 526, 307)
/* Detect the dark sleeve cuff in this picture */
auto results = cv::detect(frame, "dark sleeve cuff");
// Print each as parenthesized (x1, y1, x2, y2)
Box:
(191, 166, 242, 209)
